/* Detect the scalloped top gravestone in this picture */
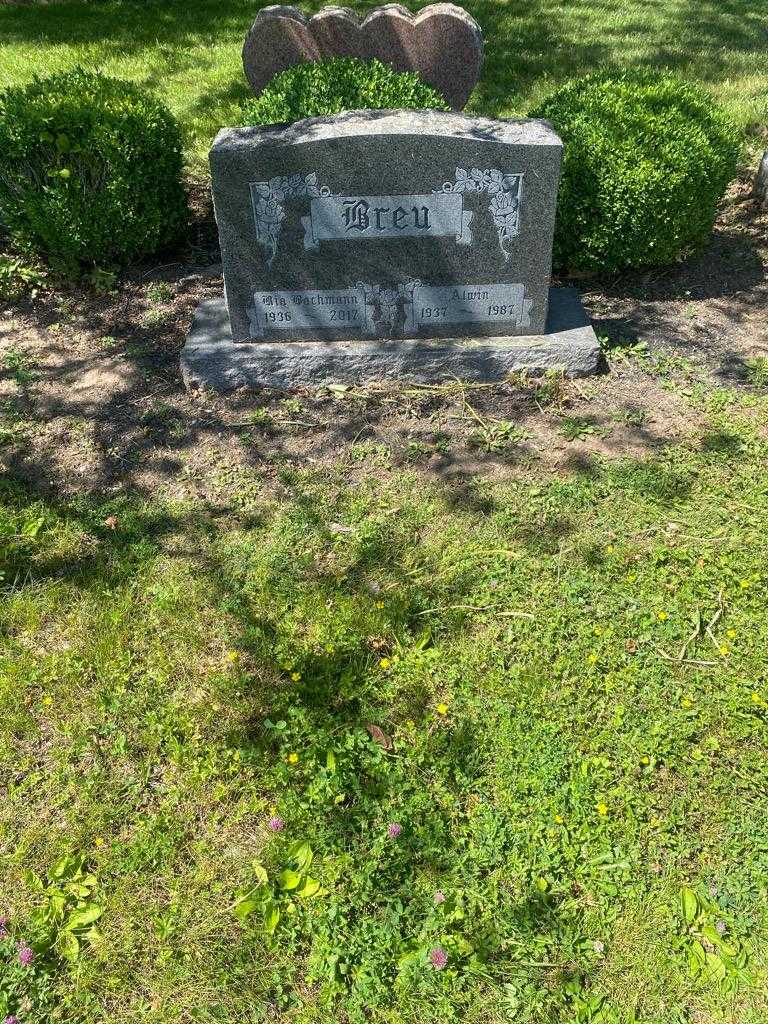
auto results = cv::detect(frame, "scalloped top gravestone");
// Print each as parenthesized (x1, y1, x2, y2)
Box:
(242, 3, 483, 110)
(181, 108, 601, 390)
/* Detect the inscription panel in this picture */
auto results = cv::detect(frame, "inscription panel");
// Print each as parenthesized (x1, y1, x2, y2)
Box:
(250, 281, 533, 339)
(302, 193, 472, 250)
(403, 282, 532, 334)
(249, 287, 374, 338)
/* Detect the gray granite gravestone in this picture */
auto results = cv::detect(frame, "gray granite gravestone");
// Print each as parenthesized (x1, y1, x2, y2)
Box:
(182, 109, 601, 389)
(754, 151, 768, 210)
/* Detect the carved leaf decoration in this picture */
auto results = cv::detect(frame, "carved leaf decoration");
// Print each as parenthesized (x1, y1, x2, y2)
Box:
(485, 168, 503, 194)
(366, 724, 393, 750)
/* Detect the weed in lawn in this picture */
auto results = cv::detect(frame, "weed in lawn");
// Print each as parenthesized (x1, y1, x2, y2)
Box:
(405, 439, 431, 461)
(139, 403, 186, 439)
(651, 353, 697, 379)
(247, 407, 272, 428)
(472, 420, 530, 452)
(281, 397, 304, 415)
(559, 416, 610, 442)
(2, 348, 37, 385)
(532, 369, 568, 409)
(600, 336, 650, 362)
(140, 306, 172, 329)
(431, 432, 452, 455)
(0, 400, 29, 447)
(615, 407, 647, 428)
(85, 268, 117, 294)
(349, 441, 392, 466)
(146, 282, 174, 305)
(745, 356, 768, 386)
(0, 255, 45, 301)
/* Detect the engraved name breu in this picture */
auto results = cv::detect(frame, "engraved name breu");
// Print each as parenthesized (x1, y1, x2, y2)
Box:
(342, 199, 431, 232)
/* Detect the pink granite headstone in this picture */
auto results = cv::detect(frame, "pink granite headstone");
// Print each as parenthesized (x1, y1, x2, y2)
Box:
(242, 3, 484, 111)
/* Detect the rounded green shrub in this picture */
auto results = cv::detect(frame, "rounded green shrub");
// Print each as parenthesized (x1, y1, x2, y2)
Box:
(240, 57, 450, 127)
(530, 70, 741, 274)
(0, 68, 188, 278)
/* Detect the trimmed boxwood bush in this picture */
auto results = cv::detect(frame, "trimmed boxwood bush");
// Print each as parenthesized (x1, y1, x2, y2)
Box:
(0, 68, 188, 278)
(240, 57, 450, 127)
(530, 70, 741, 274)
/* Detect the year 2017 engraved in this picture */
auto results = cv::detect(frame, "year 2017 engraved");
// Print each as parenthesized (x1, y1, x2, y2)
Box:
(249, 287, 374, 339)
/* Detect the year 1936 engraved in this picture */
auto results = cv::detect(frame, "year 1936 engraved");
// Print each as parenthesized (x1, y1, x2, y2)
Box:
(249, 287, 374, 338)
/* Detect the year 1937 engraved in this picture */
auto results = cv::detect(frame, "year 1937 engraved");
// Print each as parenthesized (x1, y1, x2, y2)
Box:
(402, 283, 533, 333)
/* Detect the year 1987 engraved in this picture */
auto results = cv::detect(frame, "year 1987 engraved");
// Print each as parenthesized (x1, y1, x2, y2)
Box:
(405, 283, 532, 333)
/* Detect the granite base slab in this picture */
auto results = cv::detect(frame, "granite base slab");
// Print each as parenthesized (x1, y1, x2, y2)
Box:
(180, 286, 602, 391)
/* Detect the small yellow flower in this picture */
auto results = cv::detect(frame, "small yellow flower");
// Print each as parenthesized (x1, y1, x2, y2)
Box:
(379, 657, 391, 669)
(719, 645, 729, 656)
(751, 692, 763, 705)
(726, 629, 737, 639)
(640, 755, 650, 765)
(606, 545, 614, 554)
(288, 752, 299, 764)
(435, 703, 449, 716)
(657, 611, 668, 621)
(587, 653, 598, 664)
(42, 695, 53, 707)
(375, 601, 384, 609)
(554, 813, 564, 824)
(94, 837, 105, 847)
(291, 672, 302, 682)
(593, 626, 604, 636)
(627, 573, 637, 582)
(225, 650, 241, 664)
(597, 802, 608, 817)
(681, 697, 693, 709)
(739, 579, 751, 589)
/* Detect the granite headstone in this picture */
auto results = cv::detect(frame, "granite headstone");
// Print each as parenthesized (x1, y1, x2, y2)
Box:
(242, 4, 483, 111)
(210, 109, 562, 345)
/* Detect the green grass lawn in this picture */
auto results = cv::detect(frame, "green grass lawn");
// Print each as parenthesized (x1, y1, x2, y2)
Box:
(2, 2, 768, 1021)
(0, 0, 765, 169)
(2, 381, 768, 1023)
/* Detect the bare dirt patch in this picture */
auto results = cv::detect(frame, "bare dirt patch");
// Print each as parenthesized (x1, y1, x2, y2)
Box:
(1, 177, 766, 503)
